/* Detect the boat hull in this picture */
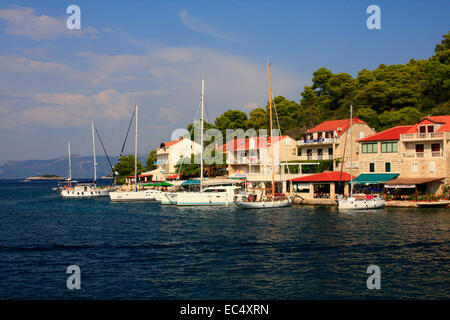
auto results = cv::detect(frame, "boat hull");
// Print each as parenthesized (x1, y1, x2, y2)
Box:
(61, 187, 110, 198)
(109, 190, 160, 201)
(176, 192, 235, 206)
(236, 199, 292, 209)
(338, 198, 386, 210)
(160, 192, 178, 205)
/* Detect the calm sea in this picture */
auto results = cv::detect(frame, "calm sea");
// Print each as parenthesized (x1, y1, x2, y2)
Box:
(0, 179, 448, 299)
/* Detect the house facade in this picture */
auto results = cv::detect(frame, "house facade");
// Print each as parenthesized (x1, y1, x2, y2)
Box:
(217, 135, 299, 178)
(297, 117, 376, 176)
(153, 137, 202, 181)
(356, 116, 450, 195)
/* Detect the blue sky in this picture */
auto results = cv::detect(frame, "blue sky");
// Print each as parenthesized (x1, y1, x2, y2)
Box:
(0, 0, 449, 164)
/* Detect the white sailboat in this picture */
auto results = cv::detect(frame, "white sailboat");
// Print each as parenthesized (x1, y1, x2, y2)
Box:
(109, 104, 161, 202)
(236, 63, 291, 209)
(337, 105, 385, 210)
(53, 141, 77, 191)
(61, 124, 110, 198)
(176, 78, 241, 206)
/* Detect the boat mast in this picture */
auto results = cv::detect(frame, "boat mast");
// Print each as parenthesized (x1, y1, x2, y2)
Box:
(200, 78, 204, 191)
(68, 140, 72, 185)
(134, 104, 138, 192)
(91, 122, 97, 185)
(349, 104, 353, 197)
(268, 63, 275, 197)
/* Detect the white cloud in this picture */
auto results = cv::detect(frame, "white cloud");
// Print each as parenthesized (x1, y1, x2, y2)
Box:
(0, 47, 307, 132)
(0, 6, 97, 40)
(0, 89, 160, 129)
(177, 9, 233, 40)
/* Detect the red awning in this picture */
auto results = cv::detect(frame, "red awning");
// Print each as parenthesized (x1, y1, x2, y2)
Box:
(289, 171, 355, 182)
(166, 173, 183, 180)
(126, 174, 153, 178)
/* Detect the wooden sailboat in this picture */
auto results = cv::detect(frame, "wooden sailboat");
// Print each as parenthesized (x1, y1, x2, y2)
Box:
(236, 63, 291, 209)
(337, 105, 385, 210)
(109, 105, 160, 201)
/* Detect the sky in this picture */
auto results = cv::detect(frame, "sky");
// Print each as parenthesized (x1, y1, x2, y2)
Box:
(0, 0, 449, 164)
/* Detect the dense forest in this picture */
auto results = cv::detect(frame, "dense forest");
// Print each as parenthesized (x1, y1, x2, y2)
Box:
(202, 32, 450, 140)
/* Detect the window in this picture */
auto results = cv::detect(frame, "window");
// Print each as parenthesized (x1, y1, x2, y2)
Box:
(431, 143, 440, 152)
(360, 132, 364, 139)
(362, 143, 378, 153)
(318, 149, 323, 156)
(419, 126, 426, 133)
(369, 163, 375, 172)
(385, 162, 391, 172)
(415, 144, 424, 153)
(429, 161, 435, 173)
(317, 132, 323, 139)
(381, 142, 398, 153)
(328, 148, 333, 156)
(412, 161, 419, 173)
(427, 125, 434, 133)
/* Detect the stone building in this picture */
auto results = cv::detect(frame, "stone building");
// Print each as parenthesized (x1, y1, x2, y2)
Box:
(297, 117, 376, 176)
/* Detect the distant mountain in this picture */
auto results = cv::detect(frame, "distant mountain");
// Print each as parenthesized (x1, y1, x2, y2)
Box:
(0, 154, 120, 179)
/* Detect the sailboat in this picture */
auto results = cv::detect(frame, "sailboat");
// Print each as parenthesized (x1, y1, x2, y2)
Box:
(109, 104, 161, 202)
(235, 63, 291, 209)
(337, 105, 385, 210)
(176, 78, 240, 206)
(61, 123, 110, 197)
(53, 141, 78, 191)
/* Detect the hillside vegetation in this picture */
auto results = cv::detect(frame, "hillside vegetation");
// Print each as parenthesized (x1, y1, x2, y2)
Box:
(202, 32, 450, 140)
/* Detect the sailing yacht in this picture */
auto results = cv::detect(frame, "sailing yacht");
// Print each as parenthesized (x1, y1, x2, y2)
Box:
(109, 104, 161, 202)
(53, 141, 78, 191)
(61, 124, 110, 198)
(176, 78, 241, 206)
(337, 105, 385, 210)
(236, 63, 291, 209)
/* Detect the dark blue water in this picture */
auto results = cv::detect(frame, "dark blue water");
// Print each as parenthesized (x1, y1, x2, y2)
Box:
(0, 179, 448, 299)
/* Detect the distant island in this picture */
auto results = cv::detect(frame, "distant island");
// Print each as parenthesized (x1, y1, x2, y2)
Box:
(25, 174, 64, 180)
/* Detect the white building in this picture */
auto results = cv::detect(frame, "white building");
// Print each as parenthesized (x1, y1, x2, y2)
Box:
(152, 137, 202, 181)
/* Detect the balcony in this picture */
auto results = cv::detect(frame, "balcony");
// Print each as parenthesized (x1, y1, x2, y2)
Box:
(300, 154, 333, 161)
(228, 157, 261, 165)
(297, 137, 338, 146)
(403, 151, 443, 158)
(400, 132, 444, 141)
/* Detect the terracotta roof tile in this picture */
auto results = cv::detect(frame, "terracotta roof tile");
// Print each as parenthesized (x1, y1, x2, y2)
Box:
(358, 125, 413, 142)
(306, 117, 366, 136)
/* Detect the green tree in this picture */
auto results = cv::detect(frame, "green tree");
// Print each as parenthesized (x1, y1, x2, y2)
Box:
(378, 107, 424, 130)
(113, 155, 144, 184)
(355, 107, 379, 129)
(245, 107, 268, 130)
(146, 150, 157, 171)
(174, 154, 200, 178)
(214, 110, 248, 136)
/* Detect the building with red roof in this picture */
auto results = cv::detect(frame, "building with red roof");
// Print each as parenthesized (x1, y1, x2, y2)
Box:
(287, 171, 355, 201)
(356, 115, 449, 196)
(216, 135, 298, 179)
(297, 117, 376, 176)
(153, 137, 202, 181)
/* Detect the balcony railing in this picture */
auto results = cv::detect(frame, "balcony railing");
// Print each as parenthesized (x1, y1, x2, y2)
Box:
(229, 158, 261, 165)
(297, 137, 338, 145)
(432, 151, 443, 157)
(403, 152, 443, 158)
(400, 132, 444, 140)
